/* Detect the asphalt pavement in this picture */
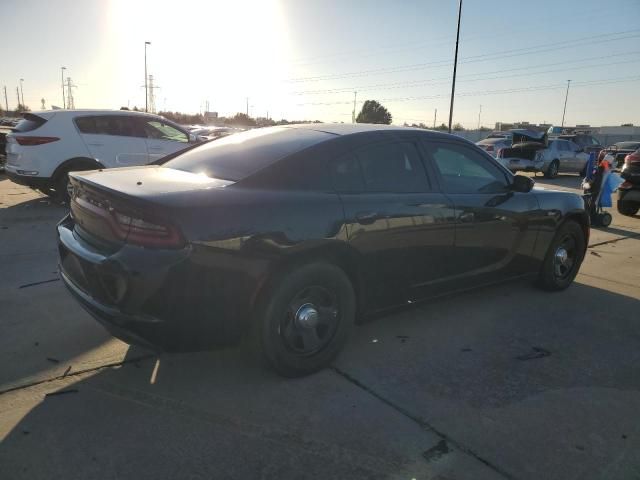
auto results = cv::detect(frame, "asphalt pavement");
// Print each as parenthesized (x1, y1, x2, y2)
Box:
(0, 172, 639, 480)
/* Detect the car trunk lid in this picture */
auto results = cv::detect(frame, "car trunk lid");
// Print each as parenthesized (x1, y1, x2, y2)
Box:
(69, 166, 232, 248)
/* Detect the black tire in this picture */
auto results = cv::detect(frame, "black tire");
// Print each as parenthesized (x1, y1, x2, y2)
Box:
(617, 199, 639, 216)
(37, 187, 56, 198)
(544, 160, 559, 179)
(253, 262, 356, 377)
(600, 212, 612, 227)
(54, 168, 74, 203)
(537, 220, 586, 291)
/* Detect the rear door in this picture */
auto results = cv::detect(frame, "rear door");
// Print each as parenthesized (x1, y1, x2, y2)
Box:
(422, 140, 539, 281)
(75, 115, 149, 167)
(557, 141, 574, 172)
(331, 138, 456, 309)
(136, 118, 190, 162)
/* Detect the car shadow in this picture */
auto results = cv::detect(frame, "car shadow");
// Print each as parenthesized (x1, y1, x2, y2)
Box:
(2, 280, 640, 479)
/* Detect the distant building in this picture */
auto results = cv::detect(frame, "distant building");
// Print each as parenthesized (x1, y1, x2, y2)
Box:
(203, 111, 218, 124)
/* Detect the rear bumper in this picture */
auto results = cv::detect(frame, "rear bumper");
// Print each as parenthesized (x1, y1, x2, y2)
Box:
(5, 168, 52, 189)
(499, 157, 546, 172)
(57, 214, 254, 351)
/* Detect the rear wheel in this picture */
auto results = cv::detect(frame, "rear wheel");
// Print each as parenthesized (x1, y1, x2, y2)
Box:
(537, 220, 586, 291)
(544, 160, 559, 179)
(254, 263, 356, 377)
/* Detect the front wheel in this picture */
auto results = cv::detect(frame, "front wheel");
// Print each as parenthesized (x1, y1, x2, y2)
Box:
(544, 160, 559, 179)
(537, 220, 586, 291)
(254, 263, 356, 377)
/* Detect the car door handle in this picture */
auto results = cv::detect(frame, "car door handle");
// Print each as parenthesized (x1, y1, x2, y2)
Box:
(355, 212, 379, 225)
(459, 212, 475, 223)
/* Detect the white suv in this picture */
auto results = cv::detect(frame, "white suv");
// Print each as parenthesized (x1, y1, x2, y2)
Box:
(5, 109, 197, 200)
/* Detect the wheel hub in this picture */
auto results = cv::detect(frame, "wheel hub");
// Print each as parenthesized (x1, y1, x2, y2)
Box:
(295, 303, 319, 329)
(555, 247, 568, 265)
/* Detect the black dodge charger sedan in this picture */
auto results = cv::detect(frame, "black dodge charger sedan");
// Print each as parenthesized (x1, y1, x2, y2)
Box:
(58, 124, 589, 376)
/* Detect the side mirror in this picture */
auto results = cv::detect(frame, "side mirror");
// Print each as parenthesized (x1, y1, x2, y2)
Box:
(188, 133, 197, 143)
(511, 174, 535, 193)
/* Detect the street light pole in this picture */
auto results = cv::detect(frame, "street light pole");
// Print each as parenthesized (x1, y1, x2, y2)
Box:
(477, 104, 482, 130)
(433, 108, 437, 128)
(448, 0, 463, 134)
(144, 41, 151, 112)
(561, 79, 571, 128)
(61, 67, 66, 108)
(19, 79, 25, 107)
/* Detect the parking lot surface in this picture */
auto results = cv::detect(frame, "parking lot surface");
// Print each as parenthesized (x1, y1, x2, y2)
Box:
(1, 172, 639, 480)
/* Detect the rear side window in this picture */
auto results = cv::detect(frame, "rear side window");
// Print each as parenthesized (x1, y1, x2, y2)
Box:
(164, 127, 332, 181)
(355, 141, 429, 193)
(14, 114, 47, 132)
(330, 153, 364, 192)
(75, 115, 142, 137)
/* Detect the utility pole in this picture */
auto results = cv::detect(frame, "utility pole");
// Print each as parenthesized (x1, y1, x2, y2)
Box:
(65, 77, 76, 109)
(246, 97, 249, 116)
(433, 108, 437, 128)
(3, 86, 8, 112)
(448, 0, 463, 134)
(144, 41, 151, 112)
(61, 66, 66, 108)
(19, 79, 25, 107)
(477, 104, 482, 130)
(16, 87, 20, 109)
(352, 91, 357, 123)
(561, 79, 571, 128)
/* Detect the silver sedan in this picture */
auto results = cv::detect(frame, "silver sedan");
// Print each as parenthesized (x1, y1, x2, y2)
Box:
(498, 139, 590, 178)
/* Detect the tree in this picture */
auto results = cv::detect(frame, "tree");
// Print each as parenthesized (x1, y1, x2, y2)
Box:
(434, 123, 449, 131)
(225, 112, 256, 127)
(356, 100, 392, 125)
(453, 122, 465, 131)
(16, 104, 30, 112)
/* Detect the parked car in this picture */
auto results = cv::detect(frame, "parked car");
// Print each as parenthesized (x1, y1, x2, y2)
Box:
(498, 132, 589, 178)
(602, 141, 640, 170)
(475, 136, 512, 158)
(555, 134, 603, 154)
(617, 147, 640, 216)
(190, 126, 235, 141)
(58, 124, 589, 377)
(4, 110, 199, 201)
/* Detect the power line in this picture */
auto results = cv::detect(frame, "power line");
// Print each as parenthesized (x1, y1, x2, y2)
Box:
(289, 51, 640, 96)
(283, 30, 640, 83)
(295, 74, 640, 106)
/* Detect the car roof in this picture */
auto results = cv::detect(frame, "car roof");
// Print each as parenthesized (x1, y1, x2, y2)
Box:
(287, 123, 430, 136)
(29, 109, 164, 118)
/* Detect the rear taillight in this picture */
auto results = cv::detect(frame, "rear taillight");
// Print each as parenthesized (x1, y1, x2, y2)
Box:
(619, 181, 633, 189)
(112, 210, 184, 248)
(73, 192, 184, 249)
(14, 136, 60, 146)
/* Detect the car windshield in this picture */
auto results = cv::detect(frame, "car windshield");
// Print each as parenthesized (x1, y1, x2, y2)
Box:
(163, 126, 332, 181)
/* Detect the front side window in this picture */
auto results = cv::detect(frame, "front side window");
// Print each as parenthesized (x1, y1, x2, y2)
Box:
(141, 120, 188, 143)
(427, 142, 508, 194)
(355, 141, 429, 193)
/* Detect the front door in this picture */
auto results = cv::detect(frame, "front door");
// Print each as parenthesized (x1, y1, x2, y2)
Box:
(136, 118, 190, 162)
(422, 140, 539, 282)
(330, 139, 456, 310)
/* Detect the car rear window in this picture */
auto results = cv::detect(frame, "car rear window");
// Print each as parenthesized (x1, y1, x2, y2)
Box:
(163, 126, 333, 181)
(615, 142, 640, 150)
(14, 113, 47, 132)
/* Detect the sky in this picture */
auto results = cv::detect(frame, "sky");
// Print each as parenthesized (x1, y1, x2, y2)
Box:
(1, 0, 639, 128)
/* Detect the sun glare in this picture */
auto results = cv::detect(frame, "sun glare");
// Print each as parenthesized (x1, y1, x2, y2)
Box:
(107, 0, 291, 114)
